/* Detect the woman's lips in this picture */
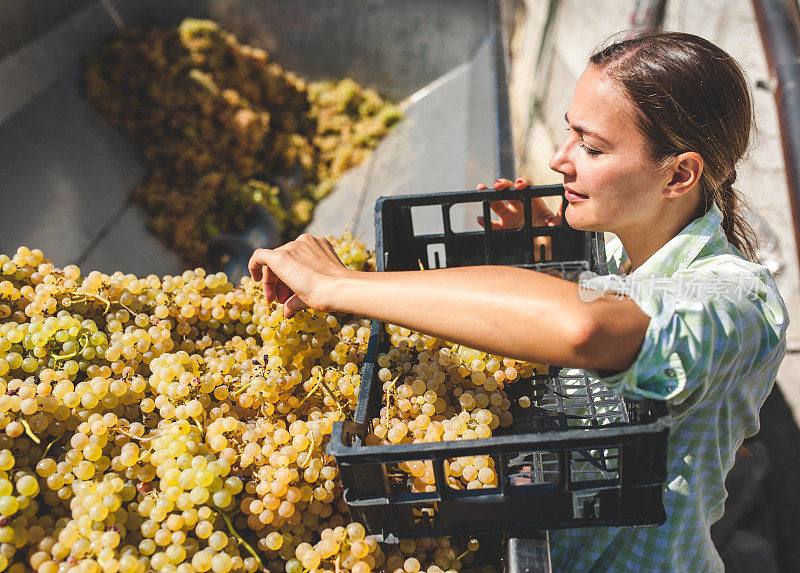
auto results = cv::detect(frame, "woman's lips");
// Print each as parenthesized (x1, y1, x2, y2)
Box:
(564, 187, 589, 202)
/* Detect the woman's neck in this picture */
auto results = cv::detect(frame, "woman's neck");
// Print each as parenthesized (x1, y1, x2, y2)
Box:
(617, 195, 706, 273)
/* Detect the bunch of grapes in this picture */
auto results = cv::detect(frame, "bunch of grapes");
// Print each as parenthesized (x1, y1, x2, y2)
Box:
(365, 327, 545, 492)
(0, 238, 540, 573)
(82, 19, 403, 266)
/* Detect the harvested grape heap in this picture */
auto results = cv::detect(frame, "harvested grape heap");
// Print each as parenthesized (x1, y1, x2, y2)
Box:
(83, 19, 402, 266)
(0, 236, 542, 573)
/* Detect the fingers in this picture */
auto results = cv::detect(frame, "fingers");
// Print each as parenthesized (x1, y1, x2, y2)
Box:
(530, 197, 563, 227)
(275, 279, 295, 304)
(479, 177, 531, 190)
(321, 237, 344, 263)
(250, 248, 285, 303)
(489, 200, 523, 219)
(489, 200, 513, 216)
(262, 264, 278, 302)
(492, 177, 532, 191)
(545, 197, 565, 225)
(283, 294, 308, 319)
(493, 178, 514, 191)
(487, 199, 524, 230)
(477, 215, 495, 229)
(248, 249, 267, 282)
(250, 234, 340, 317)
(555, 199, 565, 221)
(249, 248, 277, 301)
(472, 177, 553, 234)
(478, 215, 515, 230)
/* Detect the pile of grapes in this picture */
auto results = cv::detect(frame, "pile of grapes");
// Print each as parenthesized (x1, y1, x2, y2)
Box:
(83, 19, 402, 266)
(0, 236, 541, 573)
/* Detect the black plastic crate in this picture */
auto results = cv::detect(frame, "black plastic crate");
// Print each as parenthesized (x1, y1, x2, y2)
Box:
(328, 185, 670, 541)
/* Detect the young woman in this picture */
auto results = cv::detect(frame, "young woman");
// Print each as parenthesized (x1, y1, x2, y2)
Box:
(248, 31, 788, 571)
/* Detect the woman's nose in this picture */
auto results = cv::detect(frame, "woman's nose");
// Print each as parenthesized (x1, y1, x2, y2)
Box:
(549, 139, 573, 176)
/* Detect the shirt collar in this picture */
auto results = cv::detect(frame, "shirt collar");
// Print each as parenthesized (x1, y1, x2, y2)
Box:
(616, 201, 726, 277)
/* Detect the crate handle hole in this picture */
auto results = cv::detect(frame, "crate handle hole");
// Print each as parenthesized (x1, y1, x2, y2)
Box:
(410, 205, 445, 236)
(426, 243, 446, 269)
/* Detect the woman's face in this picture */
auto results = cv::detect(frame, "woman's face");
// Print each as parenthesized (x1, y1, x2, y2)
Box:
(549, 65, 670, 235)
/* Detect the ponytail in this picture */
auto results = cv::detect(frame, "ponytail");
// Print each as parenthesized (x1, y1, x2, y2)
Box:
(710, 171, 760, 262)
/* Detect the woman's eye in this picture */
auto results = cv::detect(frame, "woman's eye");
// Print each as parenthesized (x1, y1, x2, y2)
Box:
(580, 144, 602, 157)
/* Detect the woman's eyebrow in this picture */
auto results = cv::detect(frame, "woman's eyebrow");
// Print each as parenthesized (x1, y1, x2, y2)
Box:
(565, 112, 612, 146)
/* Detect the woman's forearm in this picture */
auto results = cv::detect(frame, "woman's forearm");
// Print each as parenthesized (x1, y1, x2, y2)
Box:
(325, 266, 649, 370)
(247, 237, 650, 371)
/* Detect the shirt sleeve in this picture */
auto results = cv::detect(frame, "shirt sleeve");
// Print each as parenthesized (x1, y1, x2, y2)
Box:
(584, 269, 787, 405)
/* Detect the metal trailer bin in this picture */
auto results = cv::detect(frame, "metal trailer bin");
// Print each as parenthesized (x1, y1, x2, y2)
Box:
(0, 0, 551, 570)
(0, 0, 511, 276)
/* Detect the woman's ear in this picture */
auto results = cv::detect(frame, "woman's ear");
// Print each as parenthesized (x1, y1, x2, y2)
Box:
(664, 152, 703, 198)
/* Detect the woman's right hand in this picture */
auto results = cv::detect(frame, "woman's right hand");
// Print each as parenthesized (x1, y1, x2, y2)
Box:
(248, 234, 350, 318)
(477, 177, 563, 228)
(477, 177, 563, 260)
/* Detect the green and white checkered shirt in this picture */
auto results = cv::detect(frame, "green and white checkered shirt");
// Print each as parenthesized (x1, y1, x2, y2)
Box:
(549, 202, 788, 571)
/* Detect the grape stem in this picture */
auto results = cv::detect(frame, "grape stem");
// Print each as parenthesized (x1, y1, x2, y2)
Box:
(66, 292, 111, 314)
(51, 333, 89, 362)
(457, 540, 479, 561)
(299, 433, 316, 469)
(297, 378, 322, 408)
(66, 290, 138, 317)
(114, 426, 156, 442)
(231, 363, 266, 399)
(137, 445, 155, 464)
(218, 511, 264, 569)
(317, 378, 345, 419)
(231, 380, 252, 399)
(20, 419, 40, 444)
(383, 373, 401, 421)
(41, 436, 60, 459)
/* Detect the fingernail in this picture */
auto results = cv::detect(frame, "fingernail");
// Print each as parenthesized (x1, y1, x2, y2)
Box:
(516, 178, 523, 184)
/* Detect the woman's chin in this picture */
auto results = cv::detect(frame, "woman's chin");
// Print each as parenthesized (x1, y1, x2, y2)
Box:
(563, 206, 595, 231)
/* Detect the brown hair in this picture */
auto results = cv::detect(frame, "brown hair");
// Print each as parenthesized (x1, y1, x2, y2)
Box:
(590, 31, 759, 261)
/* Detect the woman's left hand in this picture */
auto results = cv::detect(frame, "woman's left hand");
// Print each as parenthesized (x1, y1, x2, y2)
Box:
(248, 234, 349, 318)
